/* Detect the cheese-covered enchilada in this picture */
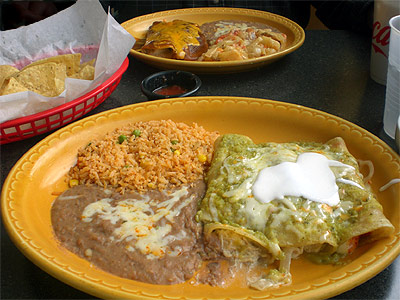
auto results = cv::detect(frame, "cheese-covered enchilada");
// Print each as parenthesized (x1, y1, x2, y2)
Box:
(197, 134, 394, 289)
(139, 20, 208, 60)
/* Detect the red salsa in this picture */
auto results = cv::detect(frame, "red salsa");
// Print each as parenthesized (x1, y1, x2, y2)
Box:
(154, 85, 187, 96)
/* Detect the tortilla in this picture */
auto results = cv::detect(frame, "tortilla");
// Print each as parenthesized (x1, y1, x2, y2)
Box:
(21, 53, 81, 76)
(80, 58, 95, 68)
(69, 64, 95, 80)
(0, 65, 19, 90)
(0, 77, 29, 95)
(15, 63, 67, 97)
(0, 54, 97, 97)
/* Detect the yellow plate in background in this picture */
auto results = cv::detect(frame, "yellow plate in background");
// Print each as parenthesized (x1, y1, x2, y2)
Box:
(2, 97, 399, 300)
(121, 8, 305, 73)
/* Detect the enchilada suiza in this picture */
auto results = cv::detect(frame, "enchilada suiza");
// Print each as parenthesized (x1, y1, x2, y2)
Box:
(197, 134, 395, 290)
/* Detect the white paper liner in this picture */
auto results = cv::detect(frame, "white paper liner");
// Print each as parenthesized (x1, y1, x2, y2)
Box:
(0, 0, 135, 123)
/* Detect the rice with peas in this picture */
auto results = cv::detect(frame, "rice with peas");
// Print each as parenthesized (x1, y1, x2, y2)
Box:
(68, 120, 220, 194)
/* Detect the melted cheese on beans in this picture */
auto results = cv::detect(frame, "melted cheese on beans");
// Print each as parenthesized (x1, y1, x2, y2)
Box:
(81, 187, 193, 259)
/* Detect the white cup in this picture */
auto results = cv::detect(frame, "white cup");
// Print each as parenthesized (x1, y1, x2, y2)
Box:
(383, 15, 400, 139)
(370, 0, 400, 85)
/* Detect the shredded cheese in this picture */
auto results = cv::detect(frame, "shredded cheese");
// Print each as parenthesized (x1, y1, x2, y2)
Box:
(357, 159, 374, 184)
(379, 178, 400, 192)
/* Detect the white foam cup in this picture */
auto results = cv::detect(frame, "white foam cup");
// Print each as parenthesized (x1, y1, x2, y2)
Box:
(370, 0, 400, 85)
(383, 15, 400, 138)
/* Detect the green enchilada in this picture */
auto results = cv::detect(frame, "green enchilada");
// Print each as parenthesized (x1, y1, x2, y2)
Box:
(197, 134, 394, 289)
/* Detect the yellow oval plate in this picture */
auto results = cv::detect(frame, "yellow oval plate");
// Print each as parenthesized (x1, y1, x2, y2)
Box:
(121, 8, 305, 74)
(2, 97, 399, 300)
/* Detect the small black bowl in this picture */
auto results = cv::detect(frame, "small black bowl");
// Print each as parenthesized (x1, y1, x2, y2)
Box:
(141, 70, 202, 100)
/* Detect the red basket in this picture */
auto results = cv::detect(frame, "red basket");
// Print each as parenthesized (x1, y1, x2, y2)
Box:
(0, 57, 129, 145)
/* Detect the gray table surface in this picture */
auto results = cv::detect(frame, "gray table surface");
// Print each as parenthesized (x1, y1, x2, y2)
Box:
(1, 30, 399, 299)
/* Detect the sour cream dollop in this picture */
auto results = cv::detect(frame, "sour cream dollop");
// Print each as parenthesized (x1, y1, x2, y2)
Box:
(252, 152, 356, 206)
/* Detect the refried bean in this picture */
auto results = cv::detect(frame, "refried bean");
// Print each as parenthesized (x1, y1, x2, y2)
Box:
(51, 181, 205, 285)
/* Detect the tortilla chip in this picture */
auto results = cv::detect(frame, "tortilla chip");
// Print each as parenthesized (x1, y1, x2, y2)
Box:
(0, 77, 29, 95)
(21, 53, 81, 77)
(0, 65, 19, 91)
(15, 62, 67, 97)
(1, 54, 94, 97)
(80, 58, 95, 68)
(69, 64, 95, 80)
